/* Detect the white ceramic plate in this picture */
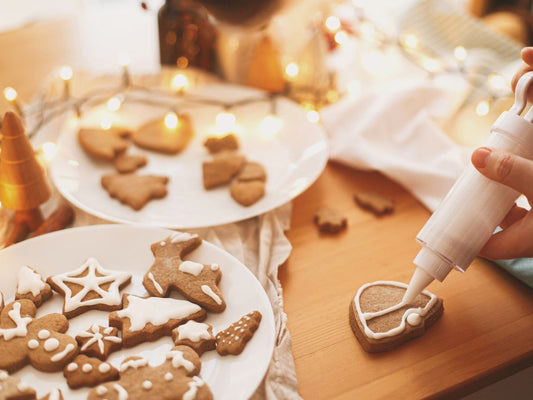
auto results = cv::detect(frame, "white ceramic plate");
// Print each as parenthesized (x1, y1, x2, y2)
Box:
(0, 225, 275, 400)
(49, 84, 328, 228)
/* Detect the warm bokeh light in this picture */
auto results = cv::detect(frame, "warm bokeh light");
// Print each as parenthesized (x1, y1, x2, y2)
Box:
(454, 46, 467, 62)
(402, 34, 419, 50)
(421, 57, 440, 73)
(100, 118, 112, 130)
(325, 16, 341, 32)
(171, 73, 189, 92)
(359, 21, 376, 41)
(3, 87, 17, 102)
(488, 74, 506, 91)
(41, 142, 57, 162)
(107, 96, 122, 112)
(326, 90, 339, 103)
(117, 53, 130, 67)
(260, 114, 282, 137)
(306, 110, 320, 123)
(164, 112, 179, 129)
(59, 66, 73, 81)
(285, 63, 299, 78)
(476, 100, 490, 116)
(215, 111, 236, 133)
(334, 30, 349, 46)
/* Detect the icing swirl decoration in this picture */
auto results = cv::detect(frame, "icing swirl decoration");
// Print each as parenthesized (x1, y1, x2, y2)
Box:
(77, 324, 122, 354)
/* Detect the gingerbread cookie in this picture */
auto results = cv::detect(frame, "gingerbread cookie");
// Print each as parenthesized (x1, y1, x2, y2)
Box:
(76, 324, 122, 360)
(132, 114, 193, 154)
(142, 232, 226, 313)
(87, 346, 213, 400)
(64, 354, 119, 389)
(109, 294, 206, 348)
(0, 300, 78, 373)
(15, 266, 53, 307)
(314, 207, 347, 234)
(216, 311, 262, 355)
(203, 134, 239, 154)
(237, 161, 266, 182)
(78, 127, 130, 161)
(354, 192, 394, 216)
(172, 321, 216, 356)
(113, 154, 147, 174)
(47, 257, 131, 319)
(0, 370, 36, 400)
(349, 281, 444, 353)
(230, 180, 265, 206)
(202, 152, 246, 189)
(39, 388, 63, 400)
(101, 173, 169, 210)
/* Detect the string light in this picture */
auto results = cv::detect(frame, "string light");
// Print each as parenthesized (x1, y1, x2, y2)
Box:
(325, 16, 341, 32)
(285, 63, 299, 78)
(401, 34, 419, 50)
(488, 74, 506, 91)
(171, 73, 188, 92)
(260, 114, 282, 137)
(454, 46, 467, 62)
(41, 142, 57, 162)
(306, 110, 320, 123)
(107, 96, 122, 112)
(164, 112, 179, 129)
(215, 110, 236, 134)
(421, 57, 440, 73)
(476, 100, 490, 116)
(334, 31, 349, 46)
(59, 66, 73, 81)
(100, 118, 112, 130)
(3, 87, 17, 102)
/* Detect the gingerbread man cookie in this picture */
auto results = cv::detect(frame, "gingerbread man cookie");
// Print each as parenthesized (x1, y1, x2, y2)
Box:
(15, 266, 52, 307)
(76, 324, 122, 360)
(216, 311, 262, 356)
(172, 321, 216, 356)
(101, 173, 169, 210)
(87, 346, 213, 400)
(0, 369, 36, 400)
(109, 294, 206, 348)
(47, 258, 131, 319)
(142, 232, 226, 313)
(0, 300, 78, 373)
(64, 354, 119, 389)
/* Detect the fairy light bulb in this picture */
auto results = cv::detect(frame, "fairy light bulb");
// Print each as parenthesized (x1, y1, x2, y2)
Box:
(260, 114, 282, 137)
(171, 73, 188, 92)
(402, 34, 419, 50)
(59, 66, 73, 81)
(325, 15, 341, 32)
(215, 110, 236, 134)
(421, 57, 440, 73)
(454, 46, 467, 62)
(306, 110, 320, 123)
(3, 87, 17, 102)
(107, 96, 122, 112)
(488, 74, 506, 91)
(334, 30, 349, 46)
(285, 63, 299, 78)
(164, 112, 179, 129)
(100, 118, 112, 130)
(41, 142, 57, 162)
(475, 100, 490, 116)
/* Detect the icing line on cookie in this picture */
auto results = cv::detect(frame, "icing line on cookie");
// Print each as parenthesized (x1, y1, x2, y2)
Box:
(0, 302, 33, 341)
(166, 350, 195, 372)
(354, 281, 438, 340)
(201, 285, 222, 305)
(51, 343, 76, 362)
(113, 383, 128, 400)
(176, 321, 211, 342)
(183, 376, 204, 400)
(17, 266, 46, 297)
(169, 232, 198, 244)
(147, 272, 164, 295)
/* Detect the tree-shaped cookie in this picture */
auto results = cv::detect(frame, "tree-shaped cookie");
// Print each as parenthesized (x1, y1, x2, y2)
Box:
(0, 299, 78, 373)
(215, 311, 262, 355)
(0, 111, 51, 243)
(109, 294, 206, 348)
(15, 265, 53, 307)
(87, 346, 213, 400)
(142, 232, 226, 313)
(101, 173, 169, 210)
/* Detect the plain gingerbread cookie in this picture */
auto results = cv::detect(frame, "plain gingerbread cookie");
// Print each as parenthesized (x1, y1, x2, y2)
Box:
(78, 127, 130, 161)
(132, 114, 193, 154)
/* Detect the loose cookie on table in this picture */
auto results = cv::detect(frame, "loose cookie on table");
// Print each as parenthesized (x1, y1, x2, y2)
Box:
(87, 346, 213, 400)
(349, 281, 443, 353)
(203, 133, 239, 154)
(143, 232, 226, 313)
(64, 354, 119, 389)
(314, 207, 347, 234)
(76, 324, 122, 361)
(47, 257, 131, 319)
(216, 311, 262, 356)
(101, 173, 169, 211)
(15, 265, 53, 307)
(230, 180, 265, 206)
(132, 114, 193, 154)
(0, 369, 36, 400)
(0, 300, 78, 374)
(113, 154, 147, 174)
(109, 294, 206, 348)
(172, 320, 216, 356)
(78, 127, 130, 161)
(354, 192, 394, 216)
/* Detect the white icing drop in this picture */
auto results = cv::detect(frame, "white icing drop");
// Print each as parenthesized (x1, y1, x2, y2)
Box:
(178, 261, 204, 276)
(38, 329, 50, 340)
(113, 383, 128, 400)
(120, 358, 147, 372)
(183, 376, 205, 400)
(44, 338, 60, 352)
(48, 258, 131, 313)
(142, 380, 153, 390)
(210, 264, 219, 271)
(67, 362, 78, 372)
(353, 281, 438, 340)
(407, 313, 422, 326)
(169, 232, 197, 243)
(201, 285, 222, 305)
(96, 385, 108, 395)
(51, 343, 76, 362)
(99, 363, 111, 373)
(164, 372, 173, 381)
(0, 303, 33, 341)
(116, 296, 202, 332)
(82, 363, 93, 373)
(160, 241, 166, 246)
(147, 272, 164, 295)
(27, 339, 39, 349)
(17, 266, 46, 297)
(176, 321, 211, 342)
(166, 350, 195, 372)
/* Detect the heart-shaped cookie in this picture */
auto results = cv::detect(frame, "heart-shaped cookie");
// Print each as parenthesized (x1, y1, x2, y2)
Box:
(132, 114, 193, 154)
(349, 281, 443, 352)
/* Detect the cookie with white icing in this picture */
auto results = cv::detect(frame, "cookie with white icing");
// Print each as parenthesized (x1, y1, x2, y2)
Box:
(87, 346, 213, 400)
(15, 265, 53, 308)
(0, 369, 36, 400)
(109, 294, 206, 348)
(172, 321, 216, 355)
(216, 311, 262, 356)
(349, 281, 444, 353)
(39, 388, 64, 400)
(64, 354, 119, 389)
(47, 258, 132, 319)
(142, 232, 226, 313)
(0, 300, 78, 374)
(75, 324, 122, 361)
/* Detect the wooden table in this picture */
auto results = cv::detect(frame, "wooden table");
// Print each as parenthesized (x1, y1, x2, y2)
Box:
(1, 14, 533, 400)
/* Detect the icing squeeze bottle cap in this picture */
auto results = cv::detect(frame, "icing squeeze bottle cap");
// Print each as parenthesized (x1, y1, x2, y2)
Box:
(403, 71, 533, 304)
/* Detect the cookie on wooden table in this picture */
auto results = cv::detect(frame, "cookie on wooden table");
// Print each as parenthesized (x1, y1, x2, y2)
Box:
(349, 281, 443, 353)
(354, 192, 394, 216)
(314, 207, 347, 234)
(78, 128, 130, 161)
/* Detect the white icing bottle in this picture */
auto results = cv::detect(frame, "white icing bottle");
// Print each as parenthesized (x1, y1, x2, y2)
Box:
(403, 71, 533, 303)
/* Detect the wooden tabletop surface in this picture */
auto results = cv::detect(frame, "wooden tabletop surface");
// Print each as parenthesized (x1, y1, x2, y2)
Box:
(1, 14, 532, 400)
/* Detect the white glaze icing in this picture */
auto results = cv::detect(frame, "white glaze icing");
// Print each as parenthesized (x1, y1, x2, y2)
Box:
(164, 372, 173, 381)
(210, 264, 219, 271)
(51, 343, 75, 362)
(113, 383, 128, 400)
(166, 350, 194, 372)
(147, 272, 164, 295)
(200, 285, 222, 305)
(38, 329, 50, 340)
(0, 302, 33, 341)
(353, 281, 438, 340)
(116, 296, 201, 332)
(160, 241, 166, 246)
(142, 380, 153, 390)
(176, 321, 211, 342)
(96, 385, 108, 395)
(82, 363, 93, 373)
(169, 232, 197, 243)
(27, 339, 39, 349)
(48, 389, 61, 400)
(17, 381, 29, 391)
(67, 362, 78, 372)
(44, 338, 59, 352)
(0, 370, 7, 381)
(99, 363, 111, 373)
(78, 324, 121, 353)
(407, 313, 422, 326)
(178, 261, 204, 276)
(120, 358, 147, 372)
(49, 258, 131, 313)
(17, 266, 46, 297)
(183, 376, 204, 400)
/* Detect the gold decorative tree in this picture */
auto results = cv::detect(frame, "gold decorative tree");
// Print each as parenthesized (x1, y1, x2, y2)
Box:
(0, 111, 51, 243)
(246, 35, 286, 93)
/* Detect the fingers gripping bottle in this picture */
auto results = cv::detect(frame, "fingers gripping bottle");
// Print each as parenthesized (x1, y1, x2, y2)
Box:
(404, 71, 533, 303)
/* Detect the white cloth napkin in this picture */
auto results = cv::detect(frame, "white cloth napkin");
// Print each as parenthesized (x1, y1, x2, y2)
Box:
(321, 77, 471, 212)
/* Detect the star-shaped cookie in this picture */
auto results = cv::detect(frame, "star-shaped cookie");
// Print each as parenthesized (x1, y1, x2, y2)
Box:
(76, 325, 122, 360)
(47, 258, 132, 319)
